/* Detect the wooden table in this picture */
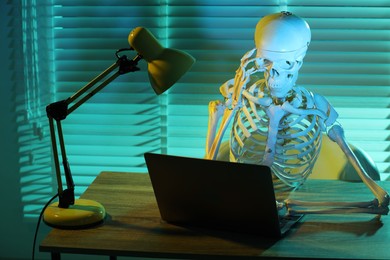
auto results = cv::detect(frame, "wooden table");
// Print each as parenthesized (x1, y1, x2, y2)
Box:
(40, 172, 390, 259)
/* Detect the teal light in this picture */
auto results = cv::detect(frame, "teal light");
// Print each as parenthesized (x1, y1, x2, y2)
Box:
(16, 1, 390, 221)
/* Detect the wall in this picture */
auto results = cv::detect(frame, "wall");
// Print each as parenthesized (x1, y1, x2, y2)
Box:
(0, 2, 130, 260)
(0, 2, 51, 259)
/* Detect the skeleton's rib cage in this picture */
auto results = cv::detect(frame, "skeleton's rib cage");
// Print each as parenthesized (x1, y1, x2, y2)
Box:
(229, 81, 325, 188)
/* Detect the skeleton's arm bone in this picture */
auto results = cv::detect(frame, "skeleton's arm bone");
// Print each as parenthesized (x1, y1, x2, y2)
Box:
(286, 199, 377, 209)
(206, 50, 262, 160)
(206, 78, 235, 157)
(288, 206, 388, 215)
(327, 124, 390, 208)
(206, 100, 226, 156)
(281, 95, 388, 215)
(206, 108, 235, 160)
(313, 93, 338, 126)
(285, 198, 389, 215)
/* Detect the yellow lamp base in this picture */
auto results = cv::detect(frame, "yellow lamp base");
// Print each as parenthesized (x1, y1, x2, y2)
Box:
(43, 199, 106, 229)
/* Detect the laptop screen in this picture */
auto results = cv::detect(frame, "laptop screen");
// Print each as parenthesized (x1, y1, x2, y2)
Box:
(144, 153, 288, 237)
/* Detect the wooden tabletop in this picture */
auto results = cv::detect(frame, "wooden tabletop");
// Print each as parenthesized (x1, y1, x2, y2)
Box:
(40, 172, 390, 259)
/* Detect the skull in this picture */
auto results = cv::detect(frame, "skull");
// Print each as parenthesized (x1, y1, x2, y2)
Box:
(263, 59, 302, 98)
(254, 12, 311, 99)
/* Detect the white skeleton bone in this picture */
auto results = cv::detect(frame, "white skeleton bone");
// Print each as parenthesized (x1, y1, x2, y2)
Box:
(205, 12, 389, 215)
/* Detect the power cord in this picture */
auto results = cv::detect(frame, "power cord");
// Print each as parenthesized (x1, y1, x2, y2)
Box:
(32, 193, 58, 260)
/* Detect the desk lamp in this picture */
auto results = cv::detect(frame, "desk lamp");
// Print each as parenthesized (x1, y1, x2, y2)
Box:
(43, 27, 195, 228)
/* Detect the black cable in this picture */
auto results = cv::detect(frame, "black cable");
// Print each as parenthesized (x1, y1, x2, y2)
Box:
(32, 193, 59, 260)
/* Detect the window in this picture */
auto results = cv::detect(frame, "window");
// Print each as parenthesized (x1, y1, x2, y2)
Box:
(16, 0, 54, 218)
(17, 0, 390, 218)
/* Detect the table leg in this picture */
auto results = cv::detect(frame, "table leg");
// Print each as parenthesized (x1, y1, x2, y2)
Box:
(109, 256, 117, 260)
(51, 252, 61, 260)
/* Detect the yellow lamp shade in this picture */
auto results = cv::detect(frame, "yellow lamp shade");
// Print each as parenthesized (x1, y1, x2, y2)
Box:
(128, 27, 195, 95)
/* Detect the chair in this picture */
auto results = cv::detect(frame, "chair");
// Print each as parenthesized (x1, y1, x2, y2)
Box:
(310, 134, 380, 181)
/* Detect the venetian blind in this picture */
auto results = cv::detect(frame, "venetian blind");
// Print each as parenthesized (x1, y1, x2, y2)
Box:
(16, 0, 53, 218)
(165, 0, 390, 180)
(21, 0, 390, 217)
(52, 1, 168, 198)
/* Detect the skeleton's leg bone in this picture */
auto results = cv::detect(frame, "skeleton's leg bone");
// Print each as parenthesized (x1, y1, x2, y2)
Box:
(328, 125, 389, 208)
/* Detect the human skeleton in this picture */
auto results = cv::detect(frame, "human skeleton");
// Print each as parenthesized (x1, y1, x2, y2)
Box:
(205, 12, 389, 215)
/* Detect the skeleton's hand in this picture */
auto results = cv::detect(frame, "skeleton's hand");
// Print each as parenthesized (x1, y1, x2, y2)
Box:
(236, 48, 264, 80)
(228, 49, 265, 109)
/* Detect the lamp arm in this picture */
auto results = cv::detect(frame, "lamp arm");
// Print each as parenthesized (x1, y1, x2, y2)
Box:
(46, 53, 142, 208)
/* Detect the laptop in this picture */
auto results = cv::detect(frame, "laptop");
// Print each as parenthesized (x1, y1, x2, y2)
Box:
(144, 152, 303, 238)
